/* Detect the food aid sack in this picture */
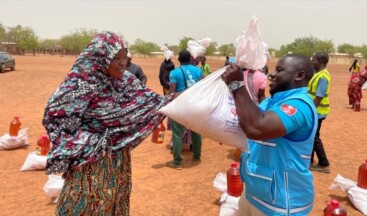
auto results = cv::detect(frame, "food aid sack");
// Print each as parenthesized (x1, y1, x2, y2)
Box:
(160, 45, 174, 61)
(329, 174, 367, 214)
(20, 151, 47, 171)
(159, 67, 248, 150)
(187, 38, 211, 59)
(0, 128, 29, 150)
(234, 15, 267, 70)
(43, 175, 65, 203)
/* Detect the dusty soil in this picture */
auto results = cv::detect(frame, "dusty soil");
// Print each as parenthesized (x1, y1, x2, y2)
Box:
(0, 55, 366, 216)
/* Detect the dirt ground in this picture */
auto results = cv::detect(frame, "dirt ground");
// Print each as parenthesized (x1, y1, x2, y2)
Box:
(0, 55, 366, 216)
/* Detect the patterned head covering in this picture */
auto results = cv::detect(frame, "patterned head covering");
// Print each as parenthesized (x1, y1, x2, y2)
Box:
(43, 32, 173, 174)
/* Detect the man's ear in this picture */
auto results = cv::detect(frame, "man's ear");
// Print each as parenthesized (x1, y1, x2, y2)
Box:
(295, 71, 306, 81)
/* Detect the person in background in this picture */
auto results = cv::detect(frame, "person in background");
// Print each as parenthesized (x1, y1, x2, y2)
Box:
(308, 52, 331, 173)
(222, 54, 317, 215)
(42, 32, 174, 215)
(200, 56, 211, 77)
(166, 50, 203, 170)
(224, 56, 230, 66)
(126, 52, 147, 84)
(159, 55, 175, 95)
(348, 66, 367, 109)
(349, 59, 360, 74)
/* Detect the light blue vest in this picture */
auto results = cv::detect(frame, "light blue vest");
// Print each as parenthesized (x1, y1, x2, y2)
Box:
(240, 88, 318, 216)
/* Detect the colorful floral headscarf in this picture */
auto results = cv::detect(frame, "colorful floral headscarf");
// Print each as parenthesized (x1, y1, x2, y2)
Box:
(43, 32, 173, 174)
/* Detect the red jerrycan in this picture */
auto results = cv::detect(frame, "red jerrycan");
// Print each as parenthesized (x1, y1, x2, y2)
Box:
(151, 122, 165, 144)
(9, 116, 21, 137)
(357, 159, 367, 189)
(37, 134, 51, 156)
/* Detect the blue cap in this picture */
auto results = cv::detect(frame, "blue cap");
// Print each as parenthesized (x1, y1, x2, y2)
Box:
(229, 56, 236, 63)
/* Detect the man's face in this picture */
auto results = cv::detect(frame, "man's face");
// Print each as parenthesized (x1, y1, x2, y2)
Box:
(107, 48, 128, 79)
(312, 56, 321, 71)
(268, 57, 295, 96)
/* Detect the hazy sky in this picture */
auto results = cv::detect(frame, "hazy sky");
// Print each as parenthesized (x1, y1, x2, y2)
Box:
(1, 0, 366, 49)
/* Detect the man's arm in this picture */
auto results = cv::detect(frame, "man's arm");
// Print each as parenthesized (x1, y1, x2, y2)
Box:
(258, 88, 266, 103)
(313, 78, 328, 107)
(222, 64, 286, 140)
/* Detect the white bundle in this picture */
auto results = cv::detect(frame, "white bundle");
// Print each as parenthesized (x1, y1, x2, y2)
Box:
(187, 37, 212, 59)
(20, 151, 47, 171)
(235, 15, 267, 70)
(0, 128, 29, 150)
(160, 45, 174, 61)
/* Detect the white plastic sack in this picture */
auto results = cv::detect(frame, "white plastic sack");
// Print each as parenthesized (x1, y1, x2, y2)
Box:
(160, 45, 174, 61)
(235, 15, 267, 70)
(362, 81, 367, 90)
(187, 37, 212, 59)
(329, 174, 367, 214)
(159, 67, 248, 150)
(213, 172, 227, 193)
(0, 128, 29, 150)
(20, 151, 47, 171)
(219, 193, 240, 216)
(43, 175, 64, 203)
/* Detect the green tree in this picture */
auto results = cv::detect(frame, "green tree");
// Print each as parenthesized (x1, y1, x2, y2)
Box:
(0, 22, 6, 42)
(314, 40, 335, 54)
(358, 44, 367, 58)
(205, 41, 217, 56)
(39, 39, 58, 55)
(129, 38, 160, 56)
(59, 28, 97, 55)
(337, 43, 356, 57)
(178, 36, 194, 51)
(14, 26, 39, 55)
(217, 43, 235, 56)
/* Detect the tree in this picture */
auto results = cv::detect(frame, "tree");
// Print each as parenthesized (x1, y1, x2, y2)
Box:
(205, 41, 217, 56)
(14, 26, 39, 55)
(337, 43, 357, 57)
(0, 22, 6, 42)
(39, 39, 58, 55)
(59, 28, 97, 55)
(178, 36, 194, 51)
(217, 43, 235, 56)
(129, 38, 160, 56)
(275, 36, 335, 57)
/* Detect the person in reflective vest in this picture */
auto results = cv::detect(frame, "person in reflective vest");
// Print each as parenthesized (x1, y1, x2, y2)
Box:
(308, 52, 331, 173)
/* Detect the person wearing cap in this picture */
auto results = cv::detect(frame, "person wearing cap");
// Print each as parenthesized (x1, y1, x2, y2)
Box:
(126, 52, 147, 84)
(166, 50, 203, 170)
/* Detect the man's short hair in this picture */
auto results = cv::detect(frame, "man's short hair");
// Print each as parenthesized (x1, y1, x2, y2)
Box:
(178, 50, 191, 63)
(286, 54, 314, 82)
(313, 52, 329, 65)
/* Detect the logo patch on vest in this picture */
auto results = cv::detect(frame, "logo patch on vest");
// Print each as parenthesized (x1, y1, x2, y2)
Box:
(280, 104, 297, 115)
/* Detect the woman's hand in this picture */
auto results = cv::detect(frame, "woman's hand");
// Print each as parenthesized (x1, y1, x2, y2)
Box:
(221, 63, 244, 84)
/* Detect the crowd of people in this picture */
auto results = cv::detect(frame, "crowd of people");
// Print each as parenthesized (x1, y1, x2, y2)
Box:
(42, 31, 367, 215)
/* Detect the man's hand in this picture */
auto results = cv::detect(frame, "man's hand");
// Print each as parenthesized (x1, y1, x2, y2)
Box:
(221, 63, 244, 84)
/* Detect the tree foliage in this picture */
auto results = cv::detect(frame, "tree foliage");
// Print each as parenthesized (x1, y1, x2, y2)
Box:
(337, 43, 356, 57)
(14, 26, 39, 55)
(129, 38, 160, 56)
(0, 22, 6, 42)
(59, 28, 98, 55)
(275, 36, 335, 57)
(217, 43, 236, 56)
(178, 36, 194, 52)
(205, 41, 217, 56)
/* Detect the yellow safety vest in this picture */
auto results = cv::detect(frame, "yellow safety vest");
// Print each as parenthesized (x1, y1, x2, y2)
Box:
(307, 69, 331, 115)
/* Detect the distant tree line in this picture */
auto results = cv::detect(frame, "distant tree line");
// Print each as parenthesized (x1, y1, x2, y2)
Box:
(1, 22, 367, 58)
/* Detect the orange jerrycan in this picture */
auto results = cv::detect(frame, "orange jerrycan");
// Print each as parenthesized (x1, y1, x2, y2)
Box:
(151, 123, 165, 144)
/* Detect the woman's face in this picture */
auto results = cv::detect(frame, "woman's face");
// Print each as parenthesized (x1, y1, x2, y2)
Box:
(107, 48, 128, 79)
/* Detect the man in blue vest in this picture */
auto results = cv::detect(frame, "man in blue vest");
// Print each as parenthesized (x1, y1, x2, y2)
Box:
(222, 54, 318, 215)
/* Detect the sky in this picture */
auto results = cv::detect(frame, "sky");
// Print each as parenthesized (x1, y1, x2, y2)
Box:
(1, 0, 366, 49)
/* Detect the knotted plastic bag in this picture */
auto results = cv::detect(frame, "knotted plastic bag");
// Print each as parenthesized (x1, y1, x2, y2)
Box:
(187, 37, 212, 59)
(235, 15, 267, 70)
(160, 45, 174, 61)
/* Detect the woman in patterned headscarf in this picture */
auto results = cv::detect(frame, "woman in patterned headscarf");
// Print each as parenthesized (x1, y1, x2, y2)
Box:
(42, 32, 174, 215)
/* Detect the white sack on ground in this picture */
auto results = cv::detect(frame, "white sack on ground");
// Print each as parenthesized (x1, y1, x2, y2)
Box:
(43, 175, 64, 204)
(235, 15, 267, 70)
(159, 67, 248, 150)
(213, 172, 240, 216)
(0, 128, 29, 150)
(329, 174, 367, 214)
(20, 151, 47, 171)
(187, 37, 211, 59)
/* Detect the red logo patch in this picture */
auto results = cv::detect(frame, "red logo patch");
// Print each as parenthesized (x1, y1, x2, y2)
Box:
(280, 104, 297, 115)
